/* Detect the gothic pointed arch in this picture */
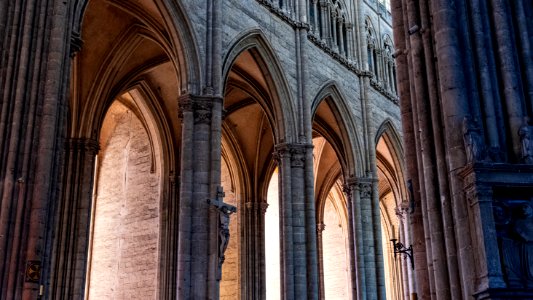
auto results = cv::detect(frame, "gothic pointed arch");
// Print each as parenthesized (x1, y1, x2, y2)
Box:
(312, 81, 364, 178)
(375, 118, 409, 300)
(222, 28, 297, 143)
(73, 0, 201, 94)
(375, 118, 406, 202)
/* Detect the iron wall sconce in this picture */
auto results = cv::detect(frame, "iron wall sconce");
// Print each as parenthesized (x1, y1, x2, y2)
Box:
(390, 239, 414, 270)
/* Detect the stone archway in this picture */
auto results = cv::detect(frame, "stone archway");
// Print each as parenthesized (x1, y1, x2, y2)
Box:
(49, 0, 186, 298)
(375, 121, 411, 300)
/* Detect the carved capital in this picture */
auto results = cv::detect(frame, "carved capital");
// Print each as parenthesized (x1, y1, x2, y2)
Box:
(178, 94, 221, 124)
(317, 223, 326, 232)
(194, 109, 212, 125)
(359, 182, 372, 198)
(273, 143, 313, 168)
(245, 202, 269, 214)
(355, 177, 374, 199)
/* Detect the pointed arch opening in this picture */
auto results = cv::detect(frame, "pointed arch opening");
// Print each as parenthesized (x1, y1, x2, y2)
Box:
(311, 83, 362, 299)
(50, 0, 187, 298)
(375, 120, 410, 300)
(219, 30, 295, 299)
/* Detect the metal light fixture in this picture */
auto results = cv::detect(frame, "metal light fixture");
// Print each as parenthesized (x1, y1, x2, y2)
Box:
(390, 239, 414, 270)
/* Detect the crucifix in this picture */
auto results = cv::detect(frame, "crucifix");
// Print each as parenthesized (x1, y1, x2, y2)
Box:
(207, 186, 237, 280)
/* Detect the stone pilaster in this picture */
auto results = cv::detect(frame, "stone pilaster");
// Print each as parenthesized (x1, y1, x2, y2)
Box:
(244, 201, 269, 300)
(48, 138, 99, 299)
(316, 223, 326, 300)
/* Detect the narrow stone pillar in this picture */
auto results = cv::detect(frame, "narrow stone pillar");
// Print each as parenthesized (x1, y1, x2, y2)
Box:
(342, 182, 358, 300)
(338, 18, 345, 56)
(345, 23, 354, 61)
(319, 1, 329, 43)
(48, 138, 99, 299)
(316, 223, 326, 300)
(244, 201, 269, 299)
(312, 0, 319, 35)
(0, 1, 73, 298)
(375, 49, 383, 83)
(331, 11, 338, 51)
(177, 94, 222, 299)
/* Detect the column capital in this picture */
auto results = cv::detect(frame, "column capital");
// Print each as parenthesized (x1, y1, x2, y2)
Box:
(178, 93, 222, 124)
(350, 177, 376, 198)
(245, 201, 269, 214)
(273, 143, 313, 168)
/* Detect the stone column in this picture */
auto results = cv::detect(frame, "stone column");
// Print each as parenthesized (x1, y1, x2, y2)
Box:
(355, 176, 385, 300)
(319, 1, 329, 43)
(331, 11, 338, 51)
(274, 143, 319, 300)
(375, 48, 383, 83)
(316, 223, 326, 300)
(338, 18, 345, 56)
(244, 201, 269, 300)
(345, 23, 354, 61)
(48, 138, 99, 299)
(312, 0, 319, 35)
(177, 94, 222, 299)
(0, 1, 73, 298)
(343, 181, 358, 300)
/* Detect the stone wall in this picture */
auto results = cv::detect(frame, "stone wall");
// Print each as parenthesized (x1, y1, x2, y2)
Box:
(323, 197, 350, 300)
(86, 102, 160, 299)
